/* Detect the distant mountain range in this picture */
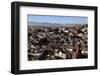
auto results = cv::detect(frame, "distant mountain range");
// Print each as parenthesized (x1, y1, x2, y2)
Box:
(28, 22, 87, 27)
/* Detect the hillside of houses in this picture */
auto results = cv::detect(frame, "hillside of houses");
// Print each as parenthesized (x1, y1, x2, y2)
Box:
(28, 22, 88, 61)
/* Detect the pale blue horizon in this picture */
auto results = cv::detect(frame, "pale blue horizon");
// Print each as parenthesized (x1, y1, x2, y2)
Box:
(28, 15, 88, 24)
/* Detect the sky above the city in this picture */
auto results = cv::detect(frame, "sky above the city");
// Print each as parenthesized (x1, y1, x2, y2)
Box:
(28, 15, 88, 24)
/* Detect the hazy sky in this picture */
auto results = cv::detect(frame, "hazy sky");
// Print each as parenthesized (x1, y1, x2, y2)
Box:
(28, 15, 88, 24)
